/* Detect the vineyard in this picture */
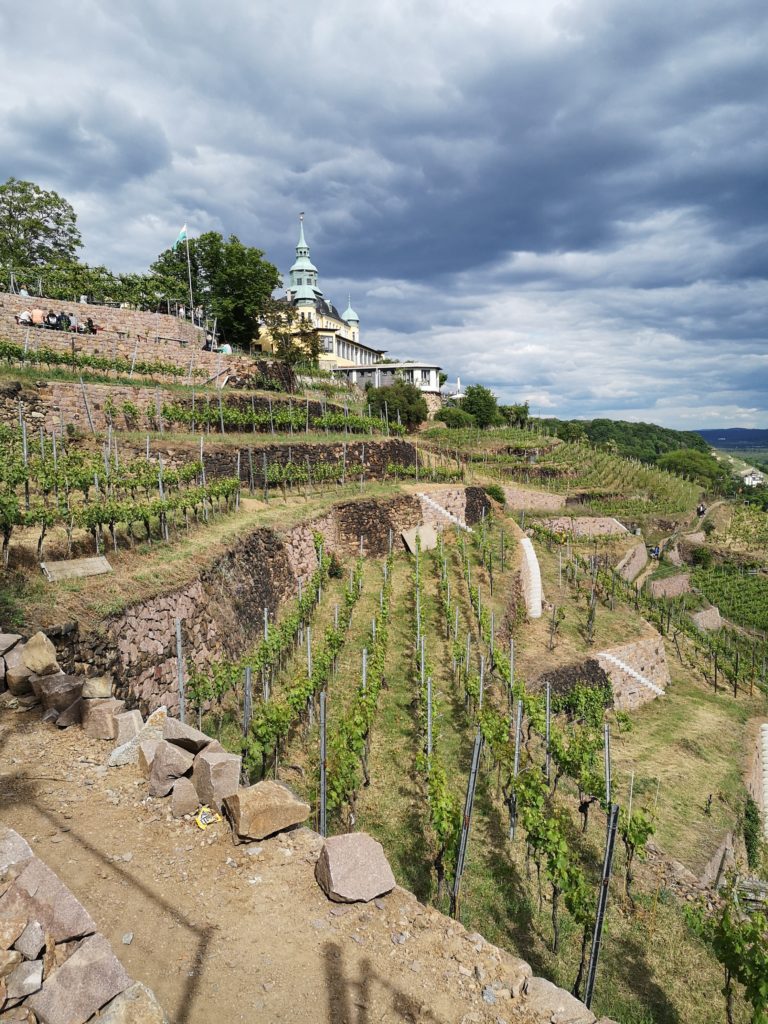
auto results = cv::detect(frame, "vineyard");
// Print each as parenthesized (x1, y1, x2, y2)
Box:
(423, 426, 701, 520)
(174, 510, 760, 1023)
(692, 565, 768, 634)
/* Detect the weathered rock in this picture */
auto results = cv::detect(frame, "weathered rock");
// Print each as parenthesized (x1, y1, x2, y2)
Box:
(81, 675, 113, 699)
(137, 738, 161, 778)
(4, 646, 33, 696)
(0, 828, 34, 875)
(97, 981, 168, 1024)
(82, 698, 126, 740)
(56, 697, 84, 729)
(522, 976, 595, 1024)
(170, 777, 199, 818)
(162, 717, 213, 753)
(148, 741, 194, 797)
(27, 933, 131, 1024)
(115, 710, 144, 746)
(14, 920, 45, 959)
(0, 948, 23, 978)
(225, 781, 310, 843)
(315, 833, 396, 903)
(42, 707, 60, 725)
(21, 631, 60, 677)
(0, 633, 22, 656)
(108, 707, 167, 769)
(0, 919, 26, 951)
(0, 857, 97, 942)
(192, 750, 241, 811)
(38, 673, 83, 713)
(5, 958, 43, 1003)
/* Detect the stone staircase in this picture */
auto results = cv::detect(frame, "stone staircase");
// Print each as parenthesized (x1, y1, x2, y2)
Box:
(416, 492, 473, 533)
(598, 650, 666, 698)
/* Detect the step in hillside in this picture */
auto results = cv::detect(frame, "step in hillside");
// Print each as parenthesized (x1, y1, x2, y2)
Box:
(416, 492, 473, 532)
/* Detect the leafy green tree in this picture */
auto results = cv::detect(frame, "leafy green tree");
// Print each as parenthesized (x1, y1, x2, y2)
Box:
(367, 380, 428, 431)
(435, 406, 476, 429)
(500, 401, 529, 428)
(557, 421, 588, 443)
(151, 231, 280, 349)
(462, 384, 500, 428)
(657, 448, 729, 489)
(0, 178, 82, 268)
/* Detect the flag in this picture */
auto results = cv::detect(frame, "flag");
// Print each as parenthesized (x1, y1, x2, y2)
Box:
(174, 224, 187, 249)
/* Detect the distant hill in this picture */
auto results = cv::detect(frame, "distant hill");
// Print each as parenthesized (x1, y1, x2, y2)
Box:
(535, 417, 710, 464)
(697, 428, 768, 451)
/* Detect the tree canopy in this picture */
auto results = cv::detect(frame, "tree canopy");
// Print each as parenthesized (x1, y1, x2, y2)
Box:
(656, 448, 730, 489)
(0, 178, 82, 269)
(462, 384, 501, 428)
(367, 380, 428, 431)
(151, 231, 280, 348)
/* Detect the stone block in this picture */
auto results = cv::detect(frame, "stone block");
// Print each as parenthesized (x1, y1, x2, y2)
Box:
(521, 976, 595, 1024)
(38, 673, 83, 713)
(0, 633, 21, 656)
(14, 920, 45, 959)
(21, 631, 60, 676)
(57, 697, 84, 729)
(0, 857, 97, 942)
(108, 707, 167, 768)
(148, 741, 194, 797)
(115, 710, 144, 746)
(0, 919, 26, 951)
(97, 981, 168, 1024)
(225, 781, 310, 843)
(192, 750, 241, 811)
(5, 958, 43, 1003)
(81, 675, 113, 699)
(0, 827, 34, 875)
(0, 948, 23, 978)
(137, 738, 161, 778)
(82, 698, 126, 740)
(4, 645, 33, 696)
(27, 932, 131, 1024)
(315, 832, 396, 903)
(170, 777, 199, 818)
(163, 717, 213, 753)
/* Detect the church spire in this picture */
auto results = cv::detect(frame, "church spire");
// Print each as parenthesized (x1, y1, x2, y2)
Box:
(342, 294, 359, 324)
(297, 211, 308, 253)
(289, 211, 318, 301)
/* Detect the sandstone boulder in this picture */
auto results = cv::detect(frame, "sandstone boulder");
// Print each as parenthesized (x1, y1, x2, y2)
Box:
(98, 981, 169, 1024)
(81, 674, 113, 699)
(192, 750, 241, 811)
(14, 920, 45, 960)
(38, 673, 83, 712)
(522, 976, 595, 1024)
(21, 631, 60, 677)
(137, 738, 162, 778)
(163, 717, 214, 753)
(225, 781, 310, 843)
(0, 919, 26, 951)
(5, 958, 43, 1003)
(56, 697, 84, 728)
(0, 857, 96, 942)
(315, 832, 396, 903)
(115, 709, 144, 746)
(4, 645, 33, 696)
(109, 706, 167, 768)
(171, 777, 199, 818)
(148, 741, 194, 797)
(82, 698, 126, 740)
(0, 828, 34, 875)
(0, 949, 22, 978)
(0, 633, 21, 656)
(27, 933, 131, 1024)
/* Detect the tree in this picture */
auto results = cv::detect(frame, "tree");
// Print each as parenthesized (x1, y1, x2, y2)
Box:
(0, 178, 82, 269)
(657, 448, 729, 489)
(462, 384, 500, 428)
(500, 402, 529, 428)
(256, 299, 320, 366)
(435, 406, 476, 429)
(151, 231, 280, 349)
(367, 380, 428, 431)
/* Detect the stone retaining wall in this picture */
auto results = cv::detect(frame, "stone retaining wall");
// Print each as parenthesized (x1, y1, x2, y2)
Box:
(542, 516, 628, 537)
(68, 489, 490, 711)
(616, 541, 648, 582)
(502, 486, 566, 511)
(519, 537, 543, 619)
(648, 573, 690, 599)
(596, 636, 670, 710)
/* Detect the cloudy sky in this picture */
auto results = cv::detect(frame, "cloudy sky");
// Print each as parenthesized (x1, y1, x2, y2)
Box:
(2, 0, 766, 428)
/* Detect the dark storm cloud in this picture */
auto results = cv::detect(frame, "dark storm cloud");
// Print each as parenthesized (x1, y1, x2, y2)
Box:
(1, 0, 767, 426)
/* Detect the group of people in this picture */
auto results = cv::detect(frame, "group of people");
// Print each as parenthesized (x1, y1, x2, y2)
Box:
(15, 308, 100, 334)
(202, 330, 232, 354)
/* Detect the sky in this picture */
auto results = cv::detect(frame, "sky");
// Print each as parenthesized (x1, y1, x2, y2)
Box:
(1, 0, 766, 429)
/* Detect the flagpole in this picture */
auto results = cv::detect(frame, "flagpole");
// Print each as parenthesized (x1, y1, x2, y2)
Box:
(184, 232, 195, 328)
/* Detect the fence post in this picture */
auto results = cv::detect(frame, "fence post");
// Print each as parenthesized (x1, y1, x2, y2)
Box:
(426, 675, 433, 760)
(510, 699, 523, 839)
(545, 681, 551, 783)
(452, 728, 484, 918)
(175, 618, 186, 724)
(319, 691, 327, 837)
(584, 803, 620, 1008)
(243, 666, 253, 737)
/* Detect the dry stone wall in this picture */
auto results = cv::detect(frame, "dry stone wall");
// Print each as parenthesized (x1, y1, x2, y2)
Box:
(502, 485, 566, 511)
(596, 636, 670, 710)
(648, 573, 690, 599)
(616, 541, 648, 582)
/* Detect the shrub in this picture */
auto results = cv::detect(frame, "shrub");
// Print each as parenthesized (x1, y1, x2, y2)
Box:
(690, 546, 713, 568)
(484, 483, 505, 505)
(744, 796, 762, 870)
(436, 406, 476, 429)
(367, 380, 428, 431)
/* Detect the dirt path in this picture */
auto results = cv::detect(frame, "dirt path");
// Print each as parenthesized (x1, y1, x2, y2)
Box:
(2, 706, 544, 1024)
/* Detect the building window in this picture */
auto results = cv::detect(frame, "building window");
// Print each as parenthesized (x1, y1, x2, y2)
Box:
(421, 370, 430, 382)
(320, 335, 334, 353)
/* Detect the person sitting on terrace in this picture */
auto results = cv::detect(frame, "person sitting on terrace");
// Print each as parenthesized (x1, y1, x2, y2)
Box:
(68, 312, 80, 332)
(85, 317, 98, 334)
(15, 310, 32, 326)
(203, 331, 214, 351)
(44, 310, 58, 329)
(217, 341, 233, 355)
(19, 285, 29, 297)
(57, 311, 71, 331)
(31, 307, 45, 327)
